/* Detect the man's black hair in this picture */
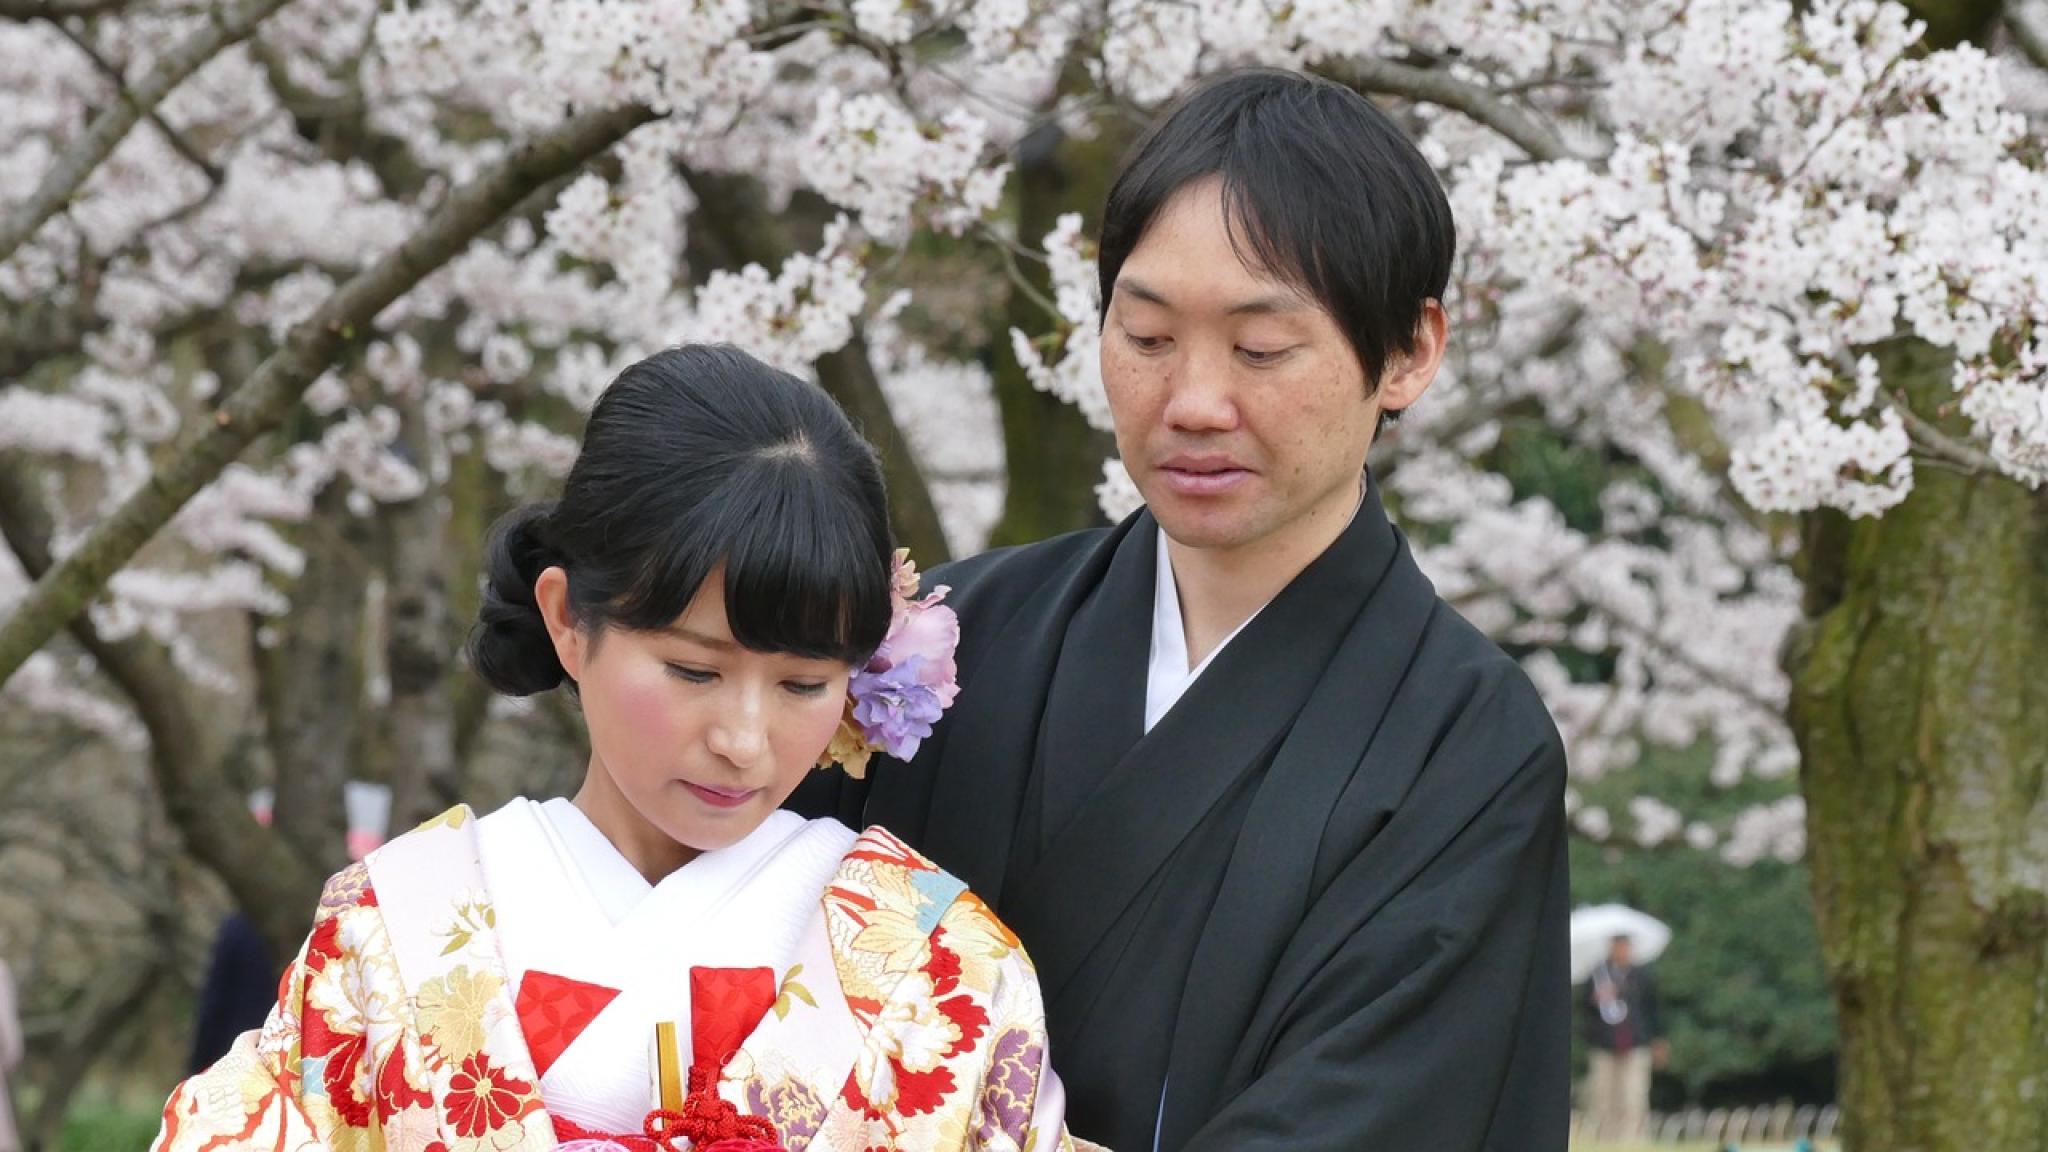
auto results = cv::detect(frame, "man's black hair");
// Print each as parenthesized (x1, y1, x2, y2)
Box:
(1098, 68, 1456, 407)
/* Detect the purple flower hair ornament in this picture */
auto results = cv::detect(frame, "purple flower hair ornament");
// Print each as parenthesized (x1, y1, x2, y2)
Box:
(819, 549, 960, 778)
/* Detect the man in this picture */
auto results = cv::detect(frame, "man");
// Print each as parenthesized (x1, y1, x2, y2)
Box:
(793, 67, 1568, 1151)
(1582, 935, 1665, 1141)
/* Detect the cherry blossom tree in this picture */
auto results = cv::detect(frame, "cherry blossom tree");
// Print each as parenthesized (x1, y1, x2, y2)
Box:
(1, 0, 2044, 1146)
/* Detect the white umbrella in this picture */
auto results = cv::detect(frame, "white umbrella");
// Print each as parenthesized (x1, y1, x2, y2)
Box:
(1569, 904, 1671, 983)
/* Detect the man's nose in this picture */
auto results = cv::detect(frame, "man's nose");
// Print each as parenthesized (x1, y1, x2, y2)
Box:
(1160, 345, 1240, 433)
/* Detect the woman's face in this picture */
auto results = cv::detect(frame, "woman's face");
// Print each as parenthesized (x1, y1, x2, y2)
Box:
(535, 565, 852, 876)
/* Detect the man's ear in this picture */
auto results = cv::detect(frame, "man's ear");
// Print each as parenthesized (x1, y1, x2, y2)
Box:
(1377, 299, 1449, 414)
(534, 566, 586, 683)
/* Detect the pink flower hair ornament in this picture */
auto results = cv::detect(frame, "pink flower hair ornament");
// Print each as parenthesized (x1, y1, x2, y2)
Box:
(819, 549, 961, 779)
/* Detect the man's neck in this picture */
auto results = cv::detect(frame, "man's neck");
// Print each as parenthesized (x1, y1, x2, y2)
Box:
(1165, 476, 1364, 667)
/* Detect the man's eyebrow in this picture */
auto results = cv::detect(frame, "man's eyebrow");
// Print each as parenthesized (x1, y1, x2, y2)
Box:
(666, 625, 736, 651)
(1116, 276, 1309, 316)
(1224, 294, 1310, 317)
(1117, 277, 1171, 308)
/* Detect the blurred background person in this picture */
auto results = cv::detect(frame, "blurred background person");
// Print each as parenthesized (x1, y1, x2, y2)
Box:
(1582, 933, 1666, 1140)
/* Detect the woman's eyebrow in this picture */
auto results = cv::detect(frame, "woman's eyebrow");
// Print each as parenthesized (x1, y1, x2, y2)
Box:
(665, 624, 737, 651)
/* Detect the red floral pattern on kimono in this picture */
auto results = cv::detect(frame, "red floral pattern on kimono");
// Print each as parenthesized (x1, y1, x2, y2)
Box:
(153, 806, 1094, 1152)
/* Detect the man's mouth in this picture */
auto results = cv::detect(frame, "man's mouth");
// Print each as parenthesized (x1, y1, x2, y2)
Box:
(1160, 454, 1251, 495)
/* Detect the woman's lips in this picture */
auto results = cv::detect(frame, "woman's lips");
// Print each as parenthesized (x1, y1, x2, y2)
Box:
(682, 780, 758, 809)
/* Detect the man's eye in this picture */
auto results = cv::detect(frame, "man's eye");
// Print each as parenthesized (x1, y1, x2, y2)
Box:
(1125, 331, 1169, 352)
(666, 664, 716, 684)
(1238, 346, 1290, 365)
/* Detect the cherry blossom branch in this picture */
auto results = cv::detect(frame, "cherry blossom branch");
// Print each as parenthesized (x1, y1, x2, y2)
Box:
(0, 451, 323, 956)
(1881, 389, 2001, 475)
(1448, 558, 1785, 718)
(0, 0, 132, 20)
(1611, 612, 1785, 718)
(0, 0, 290, 266)
(977, 221, 1065, 326)
(1329, 56, 1572, 163)
(48, 18, 224, 185)
(0, 102, 658, 688)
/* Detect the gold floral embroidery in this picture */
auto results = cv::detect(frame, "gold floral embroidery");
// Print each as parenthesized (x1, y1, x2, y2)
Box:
(437, 889, 497, 957)
(414, 966, 503, 1061)
(772, 964, 819, 1021)
(417, 805, 471, 832)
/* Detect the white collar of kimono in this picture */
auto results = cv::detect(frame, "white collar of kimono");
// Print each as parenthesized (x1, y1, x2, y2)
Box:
(483, 797, 851, 985)
(1143, 472, 1370, 734)
(1146, 530, 1262, 734)
(1146, 469, 1368, 729)
(476, 797, 855, 1133)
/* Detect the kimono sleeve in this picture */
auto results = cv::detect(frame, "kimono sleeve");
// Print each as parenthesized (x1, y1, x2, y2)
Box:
(154, 866, 394, 1152)
(1180, 737, 1572, 1152)
(937, 895, 1083, 1152)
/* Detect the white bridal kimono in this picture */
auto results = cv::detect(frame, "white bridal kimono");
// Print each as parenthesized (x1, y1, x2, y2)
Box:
(155, 800, 1079, 1152)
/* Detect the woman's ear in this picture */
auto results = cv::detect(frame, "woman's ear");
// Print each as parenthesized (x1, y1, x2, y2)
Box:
(534, 566, 586, 683)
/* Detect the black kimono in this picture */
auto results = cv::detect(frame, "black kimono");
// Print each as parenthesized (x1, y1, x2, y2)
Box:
(791, 479, 1570, 1151)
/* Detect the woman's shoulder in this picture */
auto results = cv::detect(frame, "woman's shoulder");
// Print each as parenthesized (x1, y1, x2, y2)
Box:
(836, 823, 962, 899)
(366, 803, 484, 867)
(311, 858, 379, 925)
(831, 824, 1021, 952)
(311, 804, 485, 924)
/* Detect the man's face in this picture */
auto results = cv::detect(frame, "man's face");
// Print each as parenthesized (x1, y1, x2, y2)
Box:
(1611, 938, 1634, 967)
(1100, 178, 1439, 556)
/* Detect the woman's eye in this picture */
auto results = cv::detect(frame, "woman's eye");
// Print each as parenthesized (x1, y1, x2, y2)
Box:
(666, 664, 717, 685)
(783, 681, 830, 698)
(1124, 331, 1169, 353)
(1238, 346, 1290, 366)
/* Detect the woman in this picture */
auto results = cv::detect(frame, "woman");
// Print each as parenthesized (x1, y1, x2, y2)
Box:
(156, 345, 1080, 1152)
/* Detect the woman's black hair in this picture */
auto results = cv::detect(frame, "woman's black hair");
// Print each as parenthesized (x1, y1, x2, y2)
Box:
(1098, 68, 1456, 415)
(468, 343, 894, 696)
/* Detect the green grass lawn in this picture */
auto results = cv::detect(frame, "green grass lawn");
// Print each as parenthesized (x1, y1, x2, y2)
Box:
(59, 1101, 162, 1152)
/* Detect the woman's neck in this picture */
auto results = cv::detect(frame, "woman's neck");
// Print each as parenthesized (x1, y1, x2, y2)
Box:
(572, 757, 699, 884)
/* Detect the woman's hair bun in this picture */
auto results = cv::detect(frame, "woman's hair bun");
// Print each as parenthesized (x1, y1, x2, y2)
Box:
(468, 502, 568, 696)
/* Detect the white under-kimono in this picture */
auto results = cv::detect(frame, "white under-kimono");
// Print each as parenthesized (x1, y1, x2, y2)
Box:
(155, 800, 1080, 1152)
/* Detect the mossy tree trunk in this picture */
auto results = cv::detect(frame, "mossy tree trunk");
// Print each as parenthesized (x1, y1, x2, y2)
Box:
(380, 393, 458, 835)
(986, 108, 1127, 548)
(260, 482, 368, 876)
(1785, 340, 2048, 1152)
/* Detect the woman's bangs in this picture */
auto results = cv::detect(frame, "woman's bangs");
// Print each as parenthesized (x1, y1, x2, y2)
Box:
(715, 465, 890, 664)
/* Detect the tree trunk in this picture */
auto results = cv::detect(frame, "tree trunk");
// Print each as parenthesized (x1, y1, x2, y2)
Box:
(987, 115, 1126, 547)
(262, 483, 367, 875)
(380, 396, 457, 834)
(817, 334, 951, 564)
(1785, 339, 2048, 1152)
(0, 452, 320, 961)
